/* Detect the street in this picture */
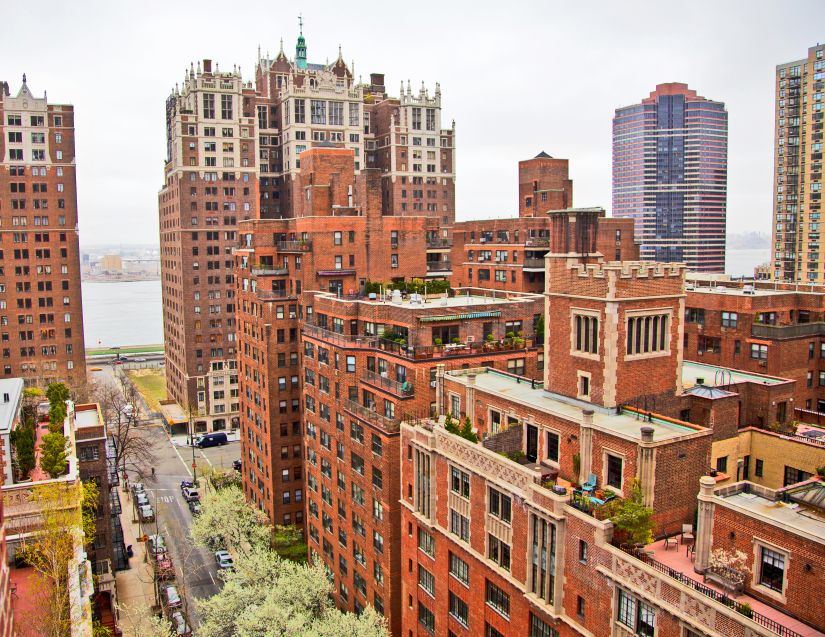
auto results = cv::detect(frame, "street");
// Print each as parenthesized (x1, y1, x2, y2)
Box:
(89, 364, 241, 627)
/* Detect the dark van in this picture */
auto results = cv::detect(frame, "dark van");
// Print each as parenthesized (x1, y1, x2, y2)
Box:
(195, 432, 228, 448)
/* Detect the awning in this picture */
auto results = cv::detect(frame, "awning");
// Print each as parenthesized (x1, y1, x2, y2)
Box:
(747, 339, 772, 346)
(419, 311, 502, 323)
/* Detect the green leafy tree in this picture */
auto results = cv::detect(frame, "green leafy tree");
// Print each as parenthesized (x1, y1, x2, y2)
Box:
(459, 416, 478, 443)
(535, 314, 545, 344)
(196, 546, 387, 637)
(46, 382, 70, 433)
(10, 418, 37, 479)
(605, 478, 654, 545)
(190, 485, 270, 557)
(22, 387, 44, 423)
(271, 524, 308, 564)
(39, 433, 68, 479)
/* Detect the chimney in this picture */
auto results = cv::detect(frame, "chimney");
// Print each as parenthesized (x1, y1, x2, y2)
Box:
(203, 59, 212, 73)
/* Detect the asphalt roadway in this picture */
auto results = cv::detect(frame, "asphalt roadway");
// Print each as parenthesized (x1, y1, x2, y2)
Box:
(89, 364, 241, 626)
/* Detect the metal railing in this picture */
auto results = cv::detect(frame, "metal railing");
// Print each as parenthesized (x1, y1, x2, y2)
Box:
(524, 238, 550, 247)
(426, 261, 452, 272)
(751, 322, 825, 340)
(363, 370, 414, 397)
(626, 548, 804, 637)
(255, 290, 296, 301)
(276, 240, 312, 252)
(522, 258, 546, 269)
(426, 238, 452, 249)
(343, 398, 398, 429)
(252, 266, 289, 276)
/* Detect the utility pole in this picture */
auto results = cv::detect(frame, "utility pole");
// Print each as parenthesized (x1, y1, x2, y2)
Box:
(189, 406, 197, 482)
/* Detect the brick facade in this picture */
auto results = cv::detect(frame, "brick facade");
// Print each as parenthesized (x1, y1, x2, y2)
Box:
(0, 78, 86, 392)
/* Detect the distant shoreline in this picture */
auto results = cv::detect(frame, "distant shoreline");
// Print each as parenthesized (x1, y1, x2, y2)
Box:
(82, 275, 160, 283)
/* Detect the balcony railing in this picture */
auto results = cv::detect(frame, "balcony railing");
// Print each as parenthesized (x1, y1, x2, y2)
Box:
(426, 238, 452, 249)
(622, 547, 803, 637)
(276, 240, 312, 252)
(524, 238, 550, 247)
(522, 258, 546, 269)
(363, 370, 414, 397)
(252, 266, 289, 276)
(343, 398, 398, 429)
(256, 290, 296, 301)
(426, 261, 452, 272)
(751, 322, 825, 340)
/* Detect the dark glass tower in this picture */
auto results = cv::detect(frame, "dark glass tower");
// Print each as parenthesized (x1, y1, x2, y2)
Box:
(613, 83, 728, 272)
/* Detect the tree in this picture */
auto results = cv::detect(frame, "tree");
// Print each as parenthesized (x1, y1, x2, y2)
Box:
(22, 386, 44, 422)
(10, 418, 37, 479)
(459, 416, 478, 443)
(46, 382, 71, 433)
(605, 478, 654, 546)
(535, 314, 545, 344)
(39, 432, 68, 479)
(196, 546, 387, 637)
(190, 485, 270, 557)
(90, 377, 157, 479)
(15, 481, 85, 637)
(116, 605, 172, 637)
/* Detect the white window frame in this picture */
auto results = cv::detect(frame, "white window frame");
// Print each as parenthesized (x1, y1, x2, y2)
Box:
(570, 308, 601, 360)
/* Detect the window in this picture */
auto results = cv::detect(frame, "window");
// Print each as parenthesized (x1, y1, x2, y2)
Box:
(784, 466, 812, 486)
(756, 459, 764, 477)
(579, 539, 588, 563)
(486, 625, 505, 637)
(685, 308, 705, 324)
(606, 454, 623, 490)
(546, 431, 559, 463)
(488, 487, 511, 523)
(721, 311, 738, 328)
(450, 467, 470, 498)
(449, 509, 469, 542)
(488, 535, 511, 571)
(617, 589, 655, 637)
(449, 591, 469, 627)
(485, 580, 510, 618)
(716, 456, 728, 473)
(449, 552, 469, 585)
(418, 528, 435, 557)
(750, 343, 768, 360)
(573, 313, 599, 354)
(759, 547, 786, 593)
(627, 314, 669, 355)
(418, 603, 435, 634)
(418, 566, 435, 597)
(530, 614, 558, 637)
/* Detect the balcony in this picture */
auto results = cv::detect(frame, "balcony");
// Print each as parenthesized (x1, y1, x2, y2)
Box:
(751, 322, 825, 340)
(362, 369, 414, 397)
(276, 240, 312, 252)
(607, 542, 819, 637)
(524, 238, 550, 248)
(426, 261, 452, 273)
(343, 398, 398, 430)
(256, 289, 296, 301)
(252, 265, 289, 276)
(522, 258, 546, 270)
(426, 238, 452, 249)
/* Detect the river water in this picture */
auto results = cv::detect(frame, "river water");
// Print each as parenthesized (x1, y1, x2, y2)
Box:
(81, 280, 164, 349)
(78, 249, 769, 349)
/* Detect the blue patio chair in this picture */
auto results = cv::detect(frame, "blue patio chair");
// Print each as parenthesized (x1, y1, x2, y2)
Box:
(581, 473, 597, 493)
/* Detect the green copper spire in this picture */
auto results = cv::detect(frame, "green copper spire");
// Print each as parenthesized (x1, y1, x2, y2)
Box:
(296, 14, 307, 70)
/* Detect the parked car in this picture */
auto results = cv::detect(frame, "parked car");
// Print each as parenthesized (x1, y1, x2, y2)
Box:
(133, 357, 147, 363)
(131, 482, 145, 496)
(214, 550, 234, 570)
(194, 432, 229, 448)
(122, 404, 134, 417)
(188, 501, 202, 516)
(135, 493, 150, 507)
(162, 584, 182, 609)
(139, 505, 155, 522)
(148, 534, 166, 557)
(170, 611, 191, 636)
(182, 487, 200, 503)
(232, 459, 242, 472)
(154, 552, 175, 581)
(180, 480, 195, 490)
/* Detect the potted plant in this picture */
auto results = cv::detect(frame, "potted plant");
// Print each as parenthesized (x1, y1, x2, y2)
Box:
(604, 479, 654, 546)
(451, 337, 462, 345)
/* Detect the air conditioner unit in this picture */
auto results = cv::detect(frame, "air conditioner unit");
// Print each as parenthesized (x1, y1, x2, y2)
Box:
(430, 381, 437, 388)
(466, 336, 475, 343)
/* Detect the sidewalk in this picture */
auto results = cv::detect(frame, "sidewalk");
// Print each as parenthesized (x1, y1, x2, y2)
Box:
(114, 485, 160, 632)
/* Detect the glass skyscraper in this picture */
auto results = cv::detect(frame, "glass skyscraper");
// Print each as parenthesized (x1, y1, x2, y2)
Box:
(613, 83, 728, 272)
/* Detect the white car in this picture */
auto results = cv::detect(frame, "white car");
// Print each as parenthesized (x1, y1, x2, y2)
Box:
(139, 504, 155, 522)
(214, 550, 234, 570)
(170, 611, 191, 636)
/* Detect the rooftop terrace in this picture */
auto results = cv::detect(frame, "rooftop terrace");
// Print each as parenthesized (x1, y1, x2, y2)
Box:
(444, 368, 705, 443)
(314, 287, 542, 310)
(682, 360, 788, 387)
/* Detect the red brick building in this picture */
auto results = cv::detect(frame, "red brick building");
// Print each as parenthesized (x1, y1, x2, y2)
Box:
(450, 154, 637, 294)
(301, 287, 543, 635)
(0, 77, 86, 391)
(0, 491, 11, 637)
(397, 209, 825, 637)
(684, 277, 825, 417)
(235, 146, 448, 523)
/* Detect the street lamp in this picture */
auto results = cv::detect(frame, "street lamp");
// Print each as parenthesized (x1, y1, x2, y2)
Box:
(189, 406, 198, 482)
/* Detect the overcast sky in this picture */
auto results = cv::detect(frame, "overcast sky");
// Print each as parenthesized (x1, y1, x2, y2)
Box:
(2, 0, 823, 247)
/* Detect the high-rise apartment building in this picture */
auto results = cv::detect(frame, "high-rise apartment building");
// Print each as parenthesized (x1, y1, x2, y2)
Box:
(160, 61, 257, 430)
(772, 44, 825, 283)
(613, 82, 728, 272)
(163, 31, 455, 431)
(0, 77, 86, 391)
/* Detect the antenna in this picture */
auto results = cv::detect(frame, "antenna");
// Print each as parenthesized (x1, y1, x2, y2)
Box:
(298, 13, 303, 35)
